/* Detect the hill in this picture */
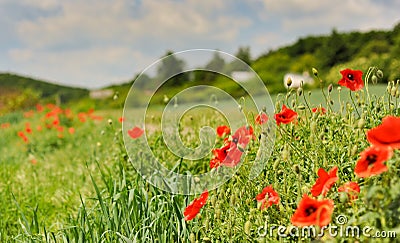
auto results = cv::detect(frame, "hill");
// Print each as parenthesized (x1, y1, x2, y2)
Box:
(0, 73, 88, 114)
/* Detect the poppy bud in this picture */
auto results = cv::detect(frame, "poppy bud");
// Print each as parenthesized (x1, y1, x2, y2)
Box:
(291, 100, 296, 108)
(292, 164, 300, 174)
(281, 146, 290, 161)
(328, 84, 333, 93)
(286, 77, 292, 87)
(202, 237, 211, 242)
(391, 86, 397, 97)
(107, 119, 113, 125)
(330, 99, 334, 105)
(189, 233, 196, 243)
(273, 159, 280, 170)
(312, 68, 318, 77)
(387, 82, 392, 94)
(297, 88, 303, 96)
(371, 75, 378, 84)
(351, 144, 358, 156)
(244, 221, 252, 235)
(230, 193, 237, 205)
(163, 95, 169, 103)
(210, 194, 216, 207)
(339, 192, 348, 203)
(376, 69, 384, 79)
(297, 105, 306, 110)
(357, 119, 365, 129)
(310, 121, 317, 132)
(337, 86, 342, 92)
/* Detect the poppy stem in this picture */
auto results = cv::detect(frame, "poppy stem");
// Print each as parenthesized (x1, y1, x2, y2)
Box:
(349, 90, 361, 118)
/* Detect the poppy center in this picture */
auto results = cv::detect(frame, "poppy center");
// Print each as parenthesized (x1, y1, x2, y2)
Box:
(366, 154, 377, 165)
(347, 74, 354, 81)
(232, 137, 239, 144)
(305, 206, 317, 216)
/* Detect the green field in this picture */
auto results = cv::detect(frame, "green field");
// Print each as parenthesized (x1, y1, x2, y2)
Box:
(0, 80, 399, 242)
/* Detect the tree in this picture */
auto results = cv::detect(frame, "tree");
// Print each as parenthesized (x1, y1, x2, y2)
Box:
(319, 29, 350, 68)
(156, 50, 188, 87)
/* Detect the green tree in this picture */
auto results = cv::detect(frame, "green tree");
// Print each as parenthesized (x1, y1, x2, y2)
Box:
(156, 50, 188, 87)
(319, 29, 350, 68)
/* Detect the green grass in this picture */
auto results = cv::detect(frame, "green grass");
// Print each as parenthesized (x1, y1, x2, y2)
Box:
(0, 82, 399, 242)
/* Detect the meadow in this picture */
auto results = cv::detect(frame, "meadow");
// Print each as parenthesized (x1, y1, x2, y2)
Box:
(0, 68, 399, 242)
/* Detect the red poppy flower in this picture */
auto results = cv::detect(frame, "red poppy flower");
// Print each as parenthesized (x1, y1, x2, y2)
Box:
(274, 105, 297, 126)
(255, 185, 280, 210)
(128, 126, 144, 139)
(36, 104, 44, 112)
(216, 125, 230, 137)
(118, 117, 125, 123)
(338, 69, 364, 91)
(68, 127, 75, 134)
(311, 166, 338, 197)
(211, 141, 243, 168)
(338, 181, 360, 201)
(255, 112, 268, 125)
(291, 194, 334, 227)
(367, 116, 400, 150)
(17, 131, 29, 143)
(232, 125, 254, 149)
(311, 107, 327, 114)
(1, 123, 10, 129)
(354, 146, 392, 178)
(184, 190, 208, 221)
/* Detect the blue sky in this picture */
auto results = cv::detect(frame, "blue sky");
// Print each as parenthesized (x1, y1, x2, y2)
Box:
(0, 0, 399, 89)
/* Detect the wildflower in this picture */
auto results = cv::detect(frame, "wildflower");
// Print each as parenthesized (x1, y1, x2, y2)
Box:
(255, 112, 268, 125)
(1, 123, 10, 129)
(311, 166, 338, 197)
(216, 125, 230, 137)
(354, 146, 392, 178)
(366, 116, 400, 150)
(291, 194, 334, 227)
(255, 185, 280, 210)
(184, 190, 208, 221)
(338, 69, 364, 91)
(118, 117, 125, 123)
(36, 104, 44, 112)
(128, 126, 144, 139)
(311, 107, 327, 114)
(274, 105, 297, 125)
(18, 131, 29, 143)
(338, 182, 360, 201)
(231, 125, 254, 149)
(68, 127, 75, 134)
(211, 141, 242, 168)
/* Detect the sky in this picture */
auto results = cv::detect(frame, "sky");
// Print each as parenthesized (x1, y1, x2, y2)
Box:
(0, 0, 399, 89)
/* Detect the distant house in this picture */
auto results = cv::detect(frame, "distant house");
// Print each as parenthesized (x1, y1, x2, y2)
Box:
(89, 89, 113, 99)
(231, 71, 255, 82)
(283, 72, 314, 88)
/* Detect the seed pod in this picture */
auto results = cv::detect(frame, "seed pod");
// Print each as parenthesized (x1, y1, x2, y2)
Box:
(107, 119, 113, 125)
(244, 221, 252, 235)
(330, 99, 334, 105)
